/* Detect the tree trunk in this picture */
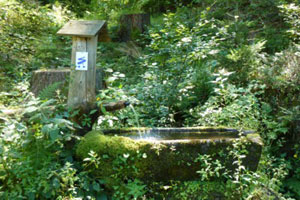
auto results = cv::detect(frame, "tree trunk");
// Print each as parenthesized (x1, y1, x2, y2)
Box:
(119, 13, 150, 42)
(30, 68, 105, 97)
(30, 69, 69, 96)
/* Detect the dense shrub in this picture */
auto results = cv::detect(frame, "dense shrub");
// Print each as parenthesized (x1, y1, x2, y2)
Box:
(0, 0, 72, 91)
(0, 82, 109, 199)
(1, 0, 300, 199)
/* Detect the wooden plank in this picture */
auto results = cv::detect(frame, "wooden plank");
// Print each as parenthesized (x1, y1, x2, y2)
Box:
(68, 37, 88, 110)
(57, 20, 106, 37)
(86, 36, 97, 106)
(95, 68, 104, 92)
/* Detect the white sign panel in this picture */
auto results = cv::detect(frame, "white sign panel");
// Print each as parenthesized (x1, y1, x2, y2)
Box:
(75, 52, 88, 71)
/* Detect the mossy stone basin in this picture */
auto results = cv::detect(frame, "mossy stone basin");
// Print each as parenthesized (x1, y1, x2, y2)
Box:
(76, 127, 262, 181)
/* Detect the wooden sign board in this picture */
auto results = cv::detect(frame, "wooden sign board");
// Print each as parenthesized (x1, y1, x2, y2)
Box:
(57, 20, 106, 37)
(57, 20, 109, 111)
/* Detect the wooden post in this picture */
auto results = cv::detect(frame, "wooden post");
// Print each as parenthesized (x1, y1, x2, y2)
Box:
(68, 36, 97, 111)
(57, 20, 128, 134)
(57, 20, 107, 111)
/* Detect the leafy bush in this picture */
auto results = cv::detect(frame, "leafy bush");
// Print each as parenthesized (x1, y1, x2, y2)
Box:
(186, 69, 264, 130)
(280, 3, 300, 42)
(1, 0, 300, 199)
(0, 82, 107, 199)
(0, 0, 72, 91)
(121, 9, 221, 126)
(257, 44, 300, 109)
(102, 3, 293, 127)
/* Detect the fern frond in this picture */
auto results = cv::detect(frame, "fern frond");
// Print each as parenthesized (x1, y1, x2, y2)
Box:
(38, 81, 62, 100)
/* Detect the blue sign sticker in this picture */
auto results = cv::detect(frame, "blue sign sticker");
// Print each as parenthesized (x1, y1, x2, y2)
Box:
(75, 52, 88, 70)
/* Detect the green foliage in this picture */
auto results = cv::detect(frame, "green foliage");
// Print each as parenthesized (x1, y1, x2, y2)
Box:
(222, 41, 267, 85)
(77, 131, 148, 199)
(94, 75, 139, 128)
(187, 69, 264, 130)
(38, 0, 91, 17)
(141, 0, 184, 13)
(0, 0, 72, 91)
(0, 81, 30, 106)
(215, 136, 290, 200)
(190, 0, 291, 53)
(85, 0, 150, 28)
(77, 130, 289, 199)
(1, 92, 72, 199)
(38, 81, 63, 100)
(1, 0, 300, 199)
(0, 83, 108, 199)
(100, 2, 293, 127)
(123, 10, 220, 126)
(284, 177, 300, 199)
(257, 44, 300, 109)
(171, 181, 226, 200)
(279, 3, 300, 42)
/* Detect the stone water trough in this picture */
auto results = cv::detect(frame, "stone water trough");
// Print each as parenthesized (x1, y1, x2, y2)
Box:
(76, 127, 262, 181)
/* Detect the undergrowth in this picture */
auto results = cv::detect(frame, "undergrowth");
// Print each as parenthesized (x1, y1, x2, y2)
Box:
(1, 0, 300, 199)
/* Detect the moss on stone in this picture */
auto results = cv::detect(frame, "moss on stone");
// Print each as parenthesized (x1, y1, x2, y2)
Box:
(76, 130, 167, 181)
(246, 133, 263, 146)
(76, 130, 263, 182)
(76, 130, 147, 158)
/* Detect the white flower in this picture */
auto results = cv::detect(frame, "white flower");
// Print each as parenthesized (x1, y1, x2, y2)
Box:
(181, 37, 192, 43)
(123, 153, 130, 158)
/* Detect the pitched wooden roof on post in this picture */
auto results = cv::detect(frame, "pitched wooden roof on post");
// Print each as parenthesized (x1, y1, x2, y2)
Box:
(57, 20, 108, 112)
(57, 20, 106, 37)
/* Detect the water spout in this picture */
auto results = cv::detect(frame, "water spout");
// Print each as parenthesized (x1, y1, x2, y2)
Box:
(129, 104, 140, 128)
